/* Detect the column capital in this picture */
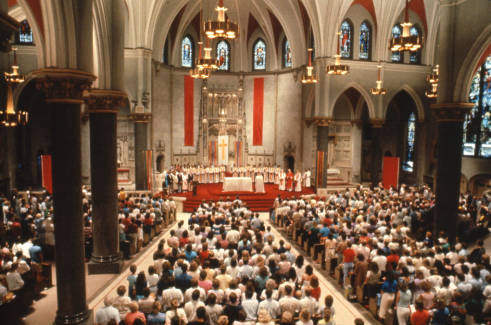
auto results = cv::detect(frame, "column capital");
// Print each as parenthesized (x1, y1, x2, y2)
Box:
(351, 119, 363, 128)
(304, 117, 332, 127)
(129, 112, 152, 123)
(369, 118, 385, 128)
(431, 102, 474, 122)
(86, 89, 127, 114)
(33, 68, 96, 104)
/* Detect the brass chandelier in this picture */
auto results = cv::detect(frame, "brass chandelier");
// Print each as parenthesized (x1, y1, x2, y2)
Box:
(204, 0, 239, 40)
(0, 48, 28, 127)
(425, 65, 439, 98)
(390, 0, 421, 53)
(190, 42, 211, 79)
(326, 32, 349, 75)
(301, 48, 318, 84)
(370, 65, 387, 95)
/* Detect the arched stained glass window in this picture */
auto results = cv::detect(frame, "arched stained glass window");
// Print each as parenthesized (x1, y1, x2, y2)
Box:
(359, 21, 371, 60)
(339, 20, 353, 59)
(391, 24, 403, 63)
(409, 26, 421, 64)
(217, 40, 230, 71)
(463, 54, 491, 157)
(18, 19, 33, 44)
(283, 39, 292, 68)
(253, 39, 266, 70)
(403, 112, 417, 172)
(181, 35, 193, 68)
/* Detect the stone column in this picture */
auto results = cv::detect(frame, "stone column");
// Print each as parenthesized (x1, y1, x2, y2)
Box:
(87, 89, 126, 274)
(370, 119, 384, 187)
(431, 103, 472, 243)
(351, 120, 363, 183)
(316, 121, 330, 188)
(414, 122, 426, 185)
(130, 113, 151, 190)
(34, 68, 95, 325)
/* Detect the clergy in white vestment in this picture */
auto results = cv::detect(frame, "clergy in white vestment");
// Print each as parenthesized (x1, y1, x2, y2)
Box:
(294, 170, 302, 192)
(303, 169, 311, 188)
(255, 173, 265, 193)
(279, 170, 286, 191)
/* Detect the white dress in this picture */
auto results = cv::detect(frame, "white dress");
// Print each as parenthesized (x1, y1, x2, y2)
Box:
(255, 174, 265, 193)
(294, 172, 302, 192)
(279, 172, 286, 191)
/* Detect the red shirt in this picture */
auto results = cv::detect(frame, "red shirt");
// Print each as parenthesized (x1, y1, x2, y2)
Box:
(311, 286, 321, 300)
(125, 311, 146, 325)
(411, 309, 430, 325)
(343, 248, 355, 263)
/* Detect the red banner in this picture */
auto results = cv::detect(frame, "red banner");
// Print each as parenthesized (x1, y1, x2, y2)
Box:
(382, 156, 400, 189)
(145, 150, 153, 191)
(253, 78, 264, 145)
(41, 155, 52, 194)
(316, 151, 325, 188)
(184, 75, 194, 146)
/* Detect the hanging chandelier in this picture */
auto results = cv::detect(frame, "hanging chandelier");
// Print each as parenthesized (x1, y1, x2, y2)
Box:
(370, 65, 387, 95)
(197, 40, 219, 71)
(204, 0, 239, 40)
(301, 48, 318, 84)
(326, 32, 349, 75)
(390, 0, 421, 52)
(191, 42, 210, 79)
(1, 48, 28, 127)
(425, 65, 439, 98)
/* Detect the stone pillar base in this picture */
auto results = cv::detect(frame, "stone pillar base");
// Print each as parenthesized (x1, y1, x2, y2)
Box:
(56, 309, 93, 325)
(88, 254, 123, 274)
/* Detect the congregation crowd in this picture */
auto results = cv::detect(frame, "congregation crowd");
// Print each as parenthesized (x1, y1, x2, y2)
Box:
(274, 184, 491, 324)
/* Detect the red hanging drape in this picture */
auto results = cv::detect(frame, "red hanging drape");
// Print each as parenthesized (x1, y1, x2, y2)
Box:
(184, 75, 194, 146)
(316, 151, 325, 188)
(41, 155, 52, 194)
(253, 78, 264, 145)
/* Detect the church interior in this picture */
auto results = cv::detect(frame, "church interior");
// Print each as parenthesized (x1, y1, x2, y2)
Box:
(0, 0, 490, 324)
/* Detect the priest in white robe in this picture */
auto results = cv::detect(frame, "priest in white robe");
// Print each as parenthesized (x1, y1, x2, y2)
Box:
(294, 170, 302, 192)
(255, 173, 265, 193)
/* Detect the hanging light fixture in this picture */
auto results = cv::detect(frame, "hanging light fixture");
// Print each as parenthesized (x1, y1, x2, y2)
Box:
(1, 48, 28, 127)
(370, 64, 387, 95)
(390, 0, 421, 52)
(326, 32, 349, 75)
(190, 41, 210, 79)
(425, 64, 439, 98)
(301, 48, 318, 84)
(197, 40, 219, 71)
(204, 0, 239, 40)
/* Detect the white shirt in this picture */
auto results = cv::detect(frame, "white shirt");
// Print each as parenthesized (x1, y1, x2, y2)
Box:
(95, 305, 120, 325)
(6, 271, 24, 291)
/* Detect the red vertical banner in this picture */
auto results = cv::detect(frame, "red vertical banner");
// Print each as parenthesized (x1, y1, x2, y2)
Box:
(382, 157, 400, 189)
(184, 75, 194, 146)
(146, 150, 153, 191)
(253, 78, 264, 145)
(316, 151, 325, 188)
(41, 155, 52, 194)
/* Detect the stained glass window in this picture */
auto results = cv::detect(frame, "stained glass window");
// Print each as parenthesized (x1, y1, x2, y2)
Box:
(217, 40, 230, 71)
(409, 26, 421, 64)
(463, 54, 491, 157)
(403, 112, 416, 172)
(18, 19, 33, 44)
(339, 20, 353, 59)
(391, 25, 403, 63)
(253, 39, 266, 70)
(283, 39, 292, 68)
(359, 21, 371, 60)
(181, 35, 193, 68)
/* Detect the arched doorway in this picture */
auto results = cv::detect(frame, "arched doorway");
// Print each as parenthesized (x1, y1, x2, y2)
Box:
(284, 155, 294, 171)
(156, 154, 164, 172)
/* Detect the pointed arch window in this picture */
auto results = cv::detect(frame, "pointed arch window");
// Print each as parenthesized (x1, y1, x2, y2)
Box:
(17, 19, 33, 44)
(403, 112, 417, 172)
(283, 39, 292, 68)
(391, 24, 403, 63)
(339, 20, 353, 59)
(181, 35, 194, 68)
(359, 21, 371, 60)
(217, 40, 231, 71)
(409, 25, 422, 64)
(253, 39, 266, 70)
(463, 54, 491, 157)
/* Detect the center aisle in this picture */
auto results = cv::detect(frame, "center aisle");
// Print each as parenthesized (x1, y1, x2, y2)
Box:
(90, 212, 372, 324)
(260, 213, 373, 325)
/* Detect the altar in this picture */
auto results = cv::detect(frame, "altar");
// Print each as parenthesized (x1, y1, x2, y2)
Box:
(223, 177, 253, 192)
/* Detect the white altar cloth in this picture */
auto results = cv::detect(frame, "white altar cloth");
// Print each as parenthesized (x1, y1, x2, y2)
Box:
(223, 177, 253, 192)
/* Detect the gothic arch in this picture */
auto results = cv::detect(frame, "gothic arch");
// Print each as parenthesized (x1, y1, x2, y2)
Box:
(385, 85, 425, 122)
(329, 82, 375, 120)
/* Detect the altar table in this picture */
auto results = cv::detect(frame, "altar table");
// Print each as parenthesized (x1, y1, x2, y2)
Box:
(223, 177, 253, 192)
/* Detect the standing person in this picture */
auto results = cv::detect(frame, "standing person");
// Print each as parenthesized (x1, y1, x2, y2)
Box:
(378, 272, 398, 323)
(303, 169, 311, 188)
(286, 169, 294, 192)
(95, 296, 120, 325)
(294, 170, 302, 192)
(279, 170, 286, 191)
(410, 299, 430, 325)
(395, 280, 412, 325)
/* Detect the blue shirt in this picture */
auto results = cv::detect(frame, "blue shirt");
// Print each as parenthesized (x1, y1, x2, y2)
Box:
(147, 312, 166, 325)
(381, 280, 397, 293)
(185, 250, 197, 262)
(319, 227, 330, 237)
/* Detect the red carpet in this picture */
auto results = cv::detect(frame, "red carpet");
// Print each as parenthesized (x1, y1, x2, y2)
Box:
(171, 183, 315, 212)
